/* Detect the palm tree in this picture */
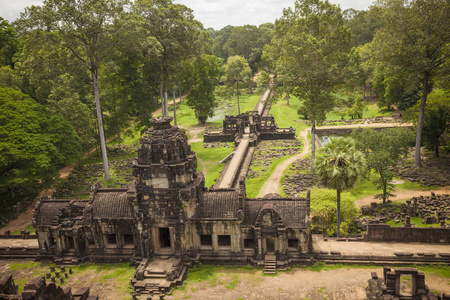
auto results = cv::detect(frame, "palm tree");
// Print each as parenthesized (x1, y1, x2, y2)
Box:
(315, 137, 366, 237)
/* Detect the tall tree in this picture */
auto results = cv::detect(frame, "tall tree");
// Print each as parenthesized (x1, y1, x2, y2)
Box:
(404, 89, 450, 157)
(134, 0, 205, 118)
(367, 0, 450, 167)
(17, 0, 127, 181)
(315, 137, 366, 237)
(352, 127, 414, 204)
(223, 55, 252, 115)
(264, 0, 351, 171)
(182, 55, 221, 124)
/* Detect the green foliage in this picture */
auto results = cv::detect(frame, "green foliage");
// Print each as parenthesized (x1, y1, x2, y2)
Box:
(346, 97, 367, 119)
(223, 55, 253, 114)
(190, 142, 234, 187)
(265, 0, 351, 165)
(222, 24, 274, 72)
(404, 89, 450, 157)
(0, 17, 20, 67)
(352, 127, 415, 203)
(183, 55, 221, 124)
(367, 0, 450, 167)
(314, 137, 365, 236)
(0, 87, 81, 196)
(310, 188, 359, 237)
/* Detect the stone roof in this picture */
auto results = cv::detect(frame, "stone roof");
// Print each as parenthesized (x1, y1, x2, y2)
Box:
(35, 199, 71, 226)
(193, 190, 240, 220)
(91, 189, 133, 219)
(244, 198, 309, 228)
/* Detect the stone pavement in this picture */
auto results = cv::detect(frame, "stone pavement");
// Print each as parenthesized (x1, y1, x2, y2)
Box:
(0, 236, 448, 257)
(0, 239, 38, 248)
(312, 234, 450, 256)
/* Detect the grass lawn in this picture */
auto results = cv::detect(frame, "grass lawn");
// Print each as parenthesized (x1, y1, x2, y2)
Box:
(349, 171, 440, 200)
(190, 142, 234, 187)
(385, 216, 450, 228)
(6, 260, 135, 297)
(326, 103, 393, 121)
(271, 96, 310, 135)
(246, 155, 294, 198)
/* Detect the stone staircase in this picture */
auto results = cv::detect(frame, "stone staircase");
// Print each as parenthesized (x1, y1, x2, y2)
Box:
(264, 254, 277, 275)
(131, 256, 187, 299)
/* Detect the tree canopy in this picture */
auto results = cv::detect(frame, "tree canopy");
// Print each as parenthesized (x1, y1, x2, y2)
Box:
(0, 87, 81, 206)
(367, 0, 450, 167)
(315, 137, 365, 237)
(352, 127, 414, 203)
(264, 0, 351, 170)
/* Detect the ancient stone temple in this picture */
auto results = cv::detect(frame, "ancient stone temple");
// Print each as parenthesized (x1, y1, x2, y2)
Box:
(34, 117, 311, 296)
(204, 111, 296, 145)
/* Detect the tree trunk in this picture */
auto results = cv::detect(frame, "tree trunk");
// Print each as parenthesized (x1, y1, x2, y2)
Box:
(178, 81, 182, 104)
(237, 80, 240, 115)
(90, 67, 110, 181)
(336, 189, 341, 238)
(160, 82, 165, 116)
(435, 144, 439, 157)
(172, 82, 177, 126)
(115, 114, 121, 150)
(310, 111, 316, 172)
(414, 72, 429, 167)
(164, 84, 169, 117)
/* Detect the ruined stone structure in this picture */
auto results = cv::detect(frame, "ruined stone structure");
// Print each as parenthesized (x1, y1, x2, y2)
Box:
(366, 267, 450, 300)
(204, 111, 296, 145)
(0, 274, 98, 300)
(33, 117, 311, 297)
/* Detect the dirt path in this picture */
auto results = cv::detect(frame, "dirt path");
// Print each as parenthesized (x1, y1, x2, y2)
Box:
(0, 97, 186, 234)
(355, 188, 450, 208)
(257, 128, 310, 197)
(257, 122, 416, 198)
(166, 266, 449, 300)
(178, 124, 205, 143)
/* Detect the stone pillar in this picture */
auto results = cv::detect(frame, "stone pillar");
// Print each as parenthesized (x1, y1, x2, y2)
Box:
(212, 234, 218, 252)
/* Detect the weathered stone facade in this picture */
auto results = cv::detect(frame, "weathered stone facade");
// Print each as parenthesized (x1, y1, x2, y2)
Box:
(366, 267, 449, 300)
(204, 111, 295, 145)
(34, 116, 311, 296)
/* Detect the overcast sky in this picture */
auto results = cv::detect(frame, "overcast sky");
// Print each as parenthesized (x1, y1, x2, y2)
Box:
(1, 0, 375, 29)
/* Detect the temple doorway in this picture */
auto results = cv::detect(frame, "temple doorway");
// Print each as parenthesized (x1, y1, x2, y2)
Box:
(159, 228, 171, 249)
(266, 238, 275, 254)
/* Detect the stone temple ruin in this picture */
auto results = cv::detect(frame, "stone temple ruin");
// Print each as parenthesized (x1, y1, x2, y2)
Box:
(33, 116, 311, 297)
(366, 266, 450, 300)
(0, 273, 98, 300)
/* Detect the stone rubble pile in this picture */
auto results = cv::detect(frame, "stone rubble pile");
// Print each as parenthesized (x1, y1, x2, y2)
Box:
(246, 140, 302, 180)
(392, 154, 450, 187)
(282, 158, 324, 197)
(358, 193, 450, 230)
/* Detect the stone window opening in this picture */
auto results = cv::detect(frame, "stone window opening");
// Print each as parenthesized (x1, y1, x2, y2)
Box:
(200, 235, 212, 247)
(244, 239, 254, 249)
(86, 236, 95, 246)
(218, 235, 231, 248)
(288, 239, 298, 250)
(106, 234, 117, 246)
(159, 228, 171, 248)
(48, 236, 55, 246)
(123, 234, 134, 247)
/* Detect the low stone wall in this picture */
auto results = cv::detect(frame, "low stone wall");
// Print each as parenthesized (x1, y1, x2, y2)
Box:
(0, 230, 37, 239)
(203, 132, 235, 143)
(366, 224, 450, 243)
